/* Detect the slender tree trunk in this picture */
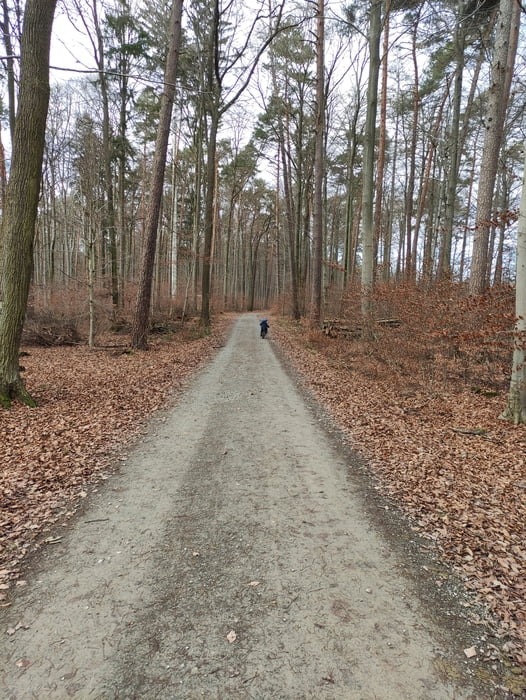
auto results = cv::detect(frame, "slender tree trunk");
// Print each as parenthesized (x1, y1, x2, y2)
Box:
(501, 141, 526, 422)
(169, 126, 180, 306)
(1, 0, 16, 141)
(361, 0, 382, 315)
(0, 0, 57, 406)
(87, 216, 96, 348)
(440, 11, 464, 279)
(280, 134, 300, 319)
(470, 0, 520, 294)
(373, 0, 390, 276)
(200, 107, 219, 327)
(311, 0, 325, 325)
(404, 11, 421, 280)
(131, 0, 183, 349)
(415, 87, 448, 279)
(91, 0, 119, 311)
(200, 0, 221, 328)
(343, 106, 360, 284)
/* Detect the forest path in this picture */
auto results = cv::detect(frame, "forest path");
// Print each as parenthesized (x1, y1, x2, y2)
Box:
(1, 314, 506, 699)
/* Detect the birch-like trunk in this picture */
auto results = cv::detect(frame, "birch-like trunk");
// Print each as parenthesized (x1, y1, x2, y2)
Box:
(500, 142, 526, 423)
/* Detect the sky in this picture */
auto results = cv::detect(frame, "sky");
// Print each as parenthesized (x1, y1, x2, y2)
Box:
(50, 8, 95, 80)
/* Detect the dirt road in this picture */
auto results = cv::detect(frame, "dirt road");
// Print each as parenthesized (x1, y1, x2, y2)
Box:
(1, 315, 510, 699)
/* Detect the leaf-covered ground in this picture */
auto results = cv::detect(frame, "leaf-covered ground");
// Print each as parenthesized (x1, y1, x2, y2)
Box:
(1, 295, 526, 679)
(271, 306, 526, 673)
(0, 323, 226, 600)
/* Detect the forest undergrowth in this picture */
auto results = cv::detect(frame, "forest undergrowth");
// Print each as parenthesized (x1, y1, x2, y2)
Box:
(272, 281, 526, 673)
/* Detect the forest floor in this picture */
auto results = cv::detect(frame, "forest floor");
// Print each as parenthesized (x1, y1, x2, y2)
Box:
(270, 305, 526, 683)
(0, 308, 525, 697)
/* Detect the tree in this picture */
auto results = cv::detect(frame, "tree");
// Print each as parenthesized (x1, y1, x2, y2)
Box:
(469, 0, 520, 294)
(0, 0, 19, 141)
(198, 0, 285, 328)
(361, 0, 382, 313)
(131, 0, 184, 350)
(311, 0, 325, 325)
(0, 0, 57, 407)
(258, 18, 317, 319)
(500, 140, 526, 423)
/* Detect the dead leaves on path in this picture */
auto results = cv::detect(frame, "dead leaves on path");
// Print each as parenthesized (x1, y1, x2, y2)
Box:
(273, 321, 526, 668)
(0, 328, 223, 594)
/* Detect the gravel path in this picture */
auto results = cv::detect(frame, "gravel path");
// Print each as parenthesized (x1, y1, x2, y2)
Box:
(0, 315, 508, 699)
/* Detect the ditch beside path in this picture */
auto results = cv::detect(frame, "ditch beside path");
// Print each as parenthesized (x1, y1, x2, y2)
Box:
(0, 314, 511, 699)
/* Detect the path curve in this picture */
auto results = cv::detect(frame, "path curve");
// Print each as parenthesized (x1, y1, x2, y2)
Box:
(1, 315, 506, 698)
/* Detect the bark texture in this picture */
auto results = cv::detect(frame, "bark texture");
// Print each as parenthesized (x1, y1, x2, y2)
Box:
(0, 0, 57, 406)
(470, 0, 519, 294)
(131, 0, 184, 349)
(501, 141, 526, 423)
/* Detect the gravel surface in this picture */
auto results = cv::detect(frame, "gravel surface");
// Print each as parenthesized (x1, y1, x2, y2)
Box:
(0, 314, 512, 698)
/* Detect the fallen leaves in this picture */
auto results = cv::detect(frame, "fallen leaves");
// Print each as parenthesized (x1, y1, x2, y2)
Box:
(0, 323, 226, 591)
(272, 317, 526, 668)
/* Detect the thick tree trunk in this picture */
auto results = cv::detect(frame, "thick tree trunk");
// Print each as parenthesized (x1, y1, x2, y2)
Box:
(131, 0, 183, 349)
(0, 0, 57, 407)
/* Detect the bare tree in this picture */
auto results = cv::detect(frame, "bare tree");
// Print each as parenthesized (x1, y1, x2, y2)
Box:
(198, 0, 285, 328)
(131, 0, 184, 350)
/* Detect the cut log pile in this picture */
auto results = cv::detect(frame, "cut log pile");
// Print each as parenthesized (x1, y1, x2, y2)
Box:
(322, 318, 401, 338)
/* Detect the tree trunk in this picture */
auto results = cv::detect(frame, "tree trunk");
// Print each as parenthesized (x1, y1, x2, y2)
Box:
(501, 141, 526, 423)
(439, 8, 465, 280)
(0, 0, 57, 406)
(280, 132, 300, 319)
(361, 0, 382, 315)
(131, 0, 183, 349)
(373, 0, 390, 278)
(200, 106, 219, 328)
(91, 0, 119, 311)
(311, 0, 325, 325)
(415, 87, 448, 279)
(404, 10, 421, 280)
(470, 0, 520, 294)
(1, 0, 16, 141)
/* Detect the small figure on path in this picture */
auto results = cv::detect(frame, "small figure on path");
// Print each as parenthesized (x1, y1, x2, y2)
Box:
(260, 318, 269, 338)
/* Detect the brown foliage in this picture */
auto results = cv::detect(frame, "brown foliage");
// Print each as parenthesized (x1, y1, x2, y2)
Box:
(274, 282, 526, 667)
